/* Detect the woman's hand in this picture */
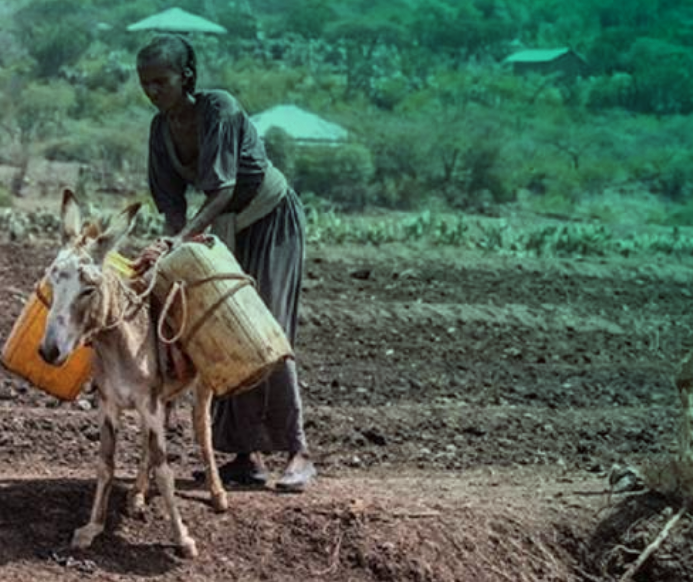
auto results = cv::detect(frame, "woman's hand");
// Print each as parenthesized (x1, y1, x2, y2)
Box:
(133, 234, 209, 277)
(133, 237, 174, 276)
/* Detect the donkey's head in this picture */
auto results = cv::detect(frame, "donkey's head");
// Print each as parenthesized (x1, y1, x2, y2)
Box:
(38, 189, 141, 366)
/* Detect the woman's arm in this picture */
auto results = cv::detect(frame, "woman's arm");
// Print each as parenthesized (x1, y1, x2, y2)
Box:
(178, 186, 234, 238)
(163, 212, 186, 236)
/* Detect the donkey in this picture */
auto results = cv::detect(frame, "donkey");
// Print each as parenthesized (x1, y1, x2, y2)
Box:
(38, 189, 227, 558)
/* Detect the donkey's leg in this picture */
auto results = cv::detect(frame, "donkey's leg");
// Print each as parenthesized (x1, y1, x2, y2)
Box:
(72, 401, 119, 549)
(127, 420, 151, 517)
(193, 383, 228, 512)
(143, 398, 198, 558)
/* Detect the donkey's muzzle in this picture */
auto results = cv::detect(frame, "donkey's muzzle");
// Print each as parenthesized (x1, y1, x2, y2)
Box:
(38, 341, 63, 366)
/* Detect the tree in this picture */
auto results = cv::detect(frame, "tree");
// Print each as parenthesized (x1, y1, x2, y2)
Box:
(625, 38, 693, 114)
(284, 0, 336, 39)
(325, 8, 410, 100)
(410, 0, 513, 63)
(14, 0, 95, 78)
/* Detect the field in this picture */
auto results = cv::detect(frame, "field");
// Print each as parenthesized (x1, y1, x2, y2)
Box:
(2, 192, 693, 580)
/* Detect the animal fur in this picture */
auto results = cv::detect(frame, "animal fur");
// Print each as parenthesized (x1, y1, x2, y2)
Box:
(38, 189, 227, 558)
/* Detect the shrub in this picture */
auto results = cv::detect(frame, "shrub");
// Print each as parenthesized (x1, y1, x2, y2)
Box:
(462, 143, 512, 204)
(667, 200, 693, 227)
(520, 224, 613, 257)
(14, 0, 93, 78)
(263, 127, 297, 181)
(214, 62, 308, 114)
(0, 185, 12, 208)
(2, 79, 77, 146)
(576, 157, 628, 195)
(359, 113, 440, 209)
(652, 156, 693, 202)
(43, 115, 148, 173)
(371, 74, 411, 111)
(293, 143, 374, 210)
(376, 176, 423, 210)
(71, 45, 132, 93)
(525, 192, 576, 218)
(72, 83, 148, 121)
(587, 73, 635, 111)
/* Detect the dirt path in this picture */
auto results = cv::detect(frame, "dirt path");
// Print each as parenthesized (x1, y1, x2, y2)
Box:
(0, 463, 602, 582)
(1, 237, 692, 580)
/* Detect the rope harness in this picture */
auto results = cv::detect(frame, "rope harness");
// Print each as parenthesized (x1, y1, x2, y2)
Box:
(37, 253, 255, 350)
(36, 265, 153, 347)
(157, 273, 255, 345)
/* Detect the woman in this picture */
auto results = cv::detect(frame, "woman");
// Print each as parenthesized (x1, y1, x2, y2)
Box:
(135, 34, 315, 492)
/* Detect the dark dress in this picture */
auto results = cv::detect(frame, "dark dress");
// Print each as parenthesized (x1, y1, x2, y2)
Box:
(147, 90, 307, 454)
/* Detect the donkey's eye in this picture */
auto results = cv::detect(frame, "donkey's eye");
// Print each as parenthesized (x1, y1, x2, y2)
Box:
(79, 287, 96, 299)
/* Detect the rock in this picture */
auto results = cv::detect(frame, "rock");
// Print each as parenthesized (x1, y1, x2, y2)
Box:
(350, 268, 372, 280)
(9, 219, 26, 241)
(347, 455, 362, 467)
(0, 383, 14, 401)
(608, 463, 645, 493)
(362, 427, 387, 446)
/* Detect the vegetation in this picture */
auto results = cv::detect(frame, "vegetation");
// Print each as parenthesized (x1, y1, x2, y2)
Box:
(302, 208, 693, 258)
(2, 0, 693, 225)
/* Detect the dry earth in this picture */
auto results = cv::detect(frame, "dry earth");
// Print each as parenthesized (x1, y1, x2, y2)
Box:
(2, 208, 693, 581)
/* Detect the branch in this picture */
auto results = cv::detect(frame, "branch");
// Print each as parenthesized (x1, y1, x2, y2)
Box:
(618, 504, 687, 582)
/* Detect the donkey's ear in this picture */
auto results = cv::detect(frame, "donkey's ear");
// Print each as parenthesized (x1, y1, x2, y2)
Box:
(61, 189, 82, 245)
(89, 202, 141, 265)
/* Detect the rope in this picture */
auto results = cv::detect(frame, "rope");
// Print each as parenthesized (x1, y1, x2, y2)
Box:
(156, 272, 255, 346)
(34, 274, 140, 347)
(94, 252, 166, 336)
(130, 254, 162, 302)
(81, 272, 148, 345)
(38, 240, 255, 355)
(34, 281, 51, 307)
(158, 280, 188, 344)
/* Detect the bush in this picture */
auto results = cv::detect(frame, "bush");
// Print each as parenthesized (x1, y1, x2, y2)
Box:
(72, 83, 148, 121)
(359, 113, 438, 208)
(294, 143, 374, 210)
(0, 185, 12, 209)
(44, 113, 147, 164)
(214, 62, 308, 114)
(69, 44, 132, 93)
(667, 200, 693, 227)
(14, 0, 93, 78)
(462, 143, 511, 203)
(587, 73, 635, 111)
(1, 79, 76, 146)
(263, 127, 297, 181)
(652, 156, 693, 202)
(576, 156, 628, 195)
(376, 176, 423, 210)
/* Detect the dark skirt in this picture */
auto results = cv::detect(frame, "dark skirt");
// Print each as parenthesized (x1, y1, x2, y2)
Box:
(210, 188, 308, 454)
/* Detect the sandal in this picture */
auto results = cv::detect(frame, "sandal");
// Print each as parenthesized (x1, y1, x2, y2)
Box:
(193, 454, 268, 486)
(276, 455, 316, 493)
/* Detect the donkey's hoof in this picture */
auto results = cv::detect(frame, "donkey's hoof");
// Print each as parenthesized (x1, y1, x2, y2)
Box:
(71, 524, 102, 549)
(127, 491, 147, 518)
(179, 537, 198, 559)
(212, 491, 229, 513)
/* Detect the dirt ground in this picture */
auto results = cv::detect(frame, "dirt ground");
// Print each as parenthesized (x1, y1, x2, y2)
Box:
(2, 211, 693, 580)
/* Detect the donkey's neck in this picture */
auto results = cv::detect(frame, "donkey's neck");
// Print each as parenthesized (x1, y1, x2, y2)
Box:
(91, 274, 158, 383)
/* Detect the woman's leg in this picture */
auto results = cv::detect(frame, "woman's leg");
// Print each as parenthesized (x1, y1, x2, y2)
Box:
(212, 190, 314, 488)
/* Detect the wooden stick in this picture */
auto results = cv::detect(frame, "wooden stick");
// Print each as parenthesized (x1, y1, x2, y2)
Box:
(618, 505, 687, 582)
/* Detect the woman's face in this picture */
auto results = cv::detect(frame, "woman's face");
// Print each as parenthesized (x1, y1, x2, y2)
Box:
(137, 59, 186, 113)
